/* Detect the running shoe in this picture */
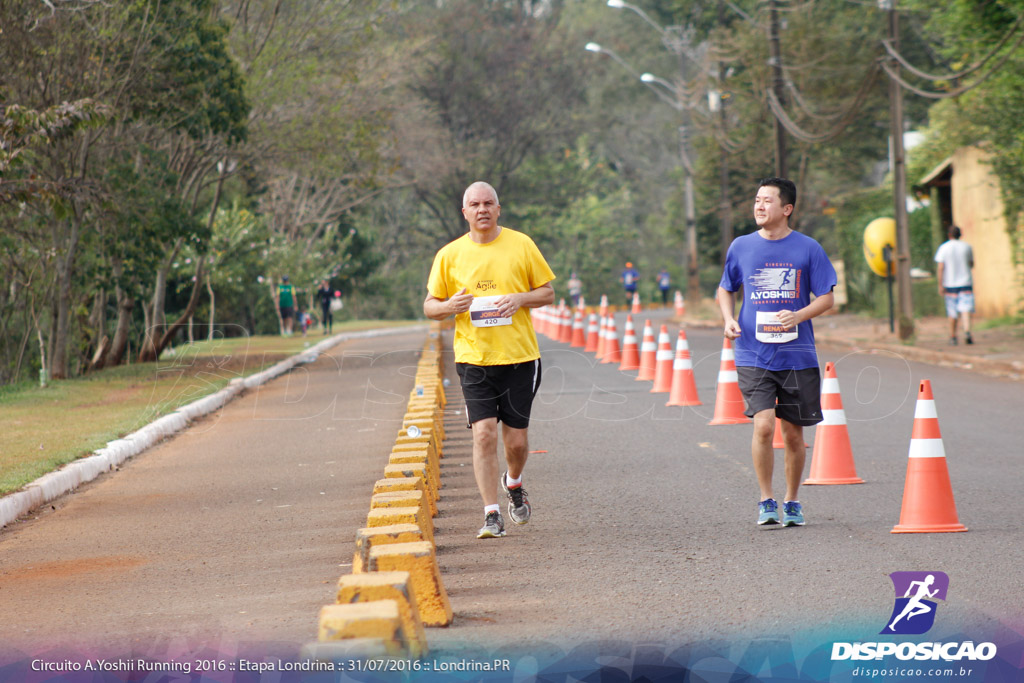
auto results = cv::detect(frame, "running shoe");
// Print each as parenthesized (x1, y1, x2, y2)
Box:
(501, 471, 532, 525)
(965, 332, 974, 345)
(758, 498, 780, 525)
(477, 511, 505, 539)
(782, 500, 805, 526)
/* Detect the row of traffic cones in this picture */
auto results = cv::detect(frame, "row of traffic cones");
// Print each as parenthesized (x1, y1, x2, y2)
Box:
(535, 306, 966, 534)
(532, 290, 687, 338)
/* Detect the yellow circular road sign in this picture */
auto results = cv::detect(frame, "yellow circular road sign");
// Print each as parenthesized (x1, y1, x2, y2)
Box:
(864, 217, 896, 277)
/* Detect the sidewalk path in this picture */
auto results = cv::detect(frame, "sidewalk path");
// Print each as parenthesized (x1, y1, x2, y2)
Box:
(687, 309, 1024, 381)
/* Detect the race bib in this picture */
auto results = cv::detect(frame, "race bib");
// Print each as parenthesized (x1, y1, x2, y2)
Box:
(755, 310, 798, 344)
(469, 295, 513, 328)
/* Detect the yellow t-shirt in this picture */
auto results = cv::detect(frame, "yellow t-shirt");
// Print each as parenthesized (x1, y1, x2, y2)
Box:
(427, 227, 555, 365)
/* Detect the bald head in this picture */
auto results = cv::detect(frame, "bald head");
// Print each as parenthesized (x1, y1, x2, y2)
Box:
(463, 181, 499, 208)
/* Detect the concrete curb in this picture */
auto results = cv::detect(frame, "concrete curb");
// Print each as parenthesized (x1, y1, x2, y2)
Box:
(0, 325, 428, 531)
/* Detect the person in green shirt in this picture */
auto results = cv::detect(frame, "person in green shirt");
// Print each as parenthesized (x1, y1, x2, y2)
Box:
(278, 275, 295, 336)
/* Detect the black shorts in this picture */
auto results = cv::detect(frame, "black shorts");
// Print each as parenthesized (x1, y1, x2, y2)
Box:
(736, 366, 823, 426)
(456, 359, 542, 430)
(280, 306, 294, 320)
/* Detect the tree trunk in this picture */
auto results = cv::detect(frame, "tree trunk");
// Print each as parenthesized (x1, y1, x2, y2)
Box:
(140, 259, 206, 362)
(105, 286, 134, 368)
(207, 278, 216, 341)
(50, 211, 82, 380)
(141, 237, 183, 361)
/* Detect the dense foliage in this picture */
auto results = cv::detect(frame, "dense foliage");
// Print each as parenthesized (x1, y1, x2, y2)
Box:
(2, 0, 1021, 385)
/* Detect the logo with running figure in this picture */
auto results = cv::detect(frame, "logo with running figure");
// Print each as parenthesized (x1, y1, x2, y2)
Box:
(747, 266, 800, 301)
(881, 571, 949, 635)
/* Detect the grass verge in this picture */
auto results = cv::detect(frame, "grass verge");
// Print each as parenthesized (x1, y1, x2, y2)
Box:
(0, 321, 417, 496)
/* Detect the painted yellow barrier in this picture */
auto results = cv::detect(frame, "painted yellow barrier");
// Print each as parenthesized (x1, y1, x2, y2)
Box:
(368, 541, 453, 627)
(318, 601, 404, 654)
(335, 571, 428, 658)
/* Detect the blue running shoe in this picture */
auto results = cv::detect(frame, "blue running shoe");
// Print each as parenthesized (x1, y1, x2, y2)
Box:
(758, 498, 780, 525)
(783, 501, 805, 526)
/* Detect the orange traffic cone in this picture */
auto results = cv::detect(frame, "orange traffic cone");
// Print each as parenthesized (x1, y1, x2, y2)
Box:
(601, 317, 622, 364)
(584, 313, 600, 353)
(570, 310, 586, 347)
(596, 315, 608, 360)
(636, 320, 657, 381)
(892, 380, 967, 533)
(666, 330, 701, 406)
(631, 292, 641, 314)
(651, 325, 674, 393)
(538, 306, 552, 339)
(600, 294, 609, 319)
(674, 290, 686, 317)
(619, 315, 641, 371)
(804, 363, 862, 484)
(709, 338, 751, 425)
(559, 305, 573, 344)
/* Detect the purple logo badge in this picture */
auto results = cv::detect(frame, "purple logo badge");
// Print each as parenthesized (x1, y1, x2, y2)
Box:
(881, 571, 949, 635)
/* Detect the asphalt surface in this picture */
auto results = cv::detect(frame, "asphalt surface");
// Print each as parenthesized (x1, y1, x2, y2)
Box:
(428, 310, 1023, 659)
(0, 314, 1021, 674)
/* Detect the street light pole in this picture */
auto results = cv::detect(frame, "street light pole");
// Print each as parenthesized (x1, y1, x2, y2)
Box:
(604, 0, 703, 300)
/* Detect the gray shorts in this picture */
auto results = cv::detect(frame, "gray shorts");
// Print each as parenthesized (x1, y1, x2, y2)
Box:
(736, 366, 823, 426)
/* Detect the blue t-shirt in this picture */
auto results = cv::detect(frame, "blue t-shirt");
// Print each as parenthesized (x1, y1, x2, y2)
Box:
(657, 271, 671, 290)
(622, 268, 639, 290)
(719, 230, 837, 371)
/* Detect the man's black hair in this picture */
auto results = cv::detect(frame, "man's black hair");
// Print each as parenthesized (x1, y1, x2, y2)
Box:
(758, 177, 797, 208)
(949, 225, 962, 239)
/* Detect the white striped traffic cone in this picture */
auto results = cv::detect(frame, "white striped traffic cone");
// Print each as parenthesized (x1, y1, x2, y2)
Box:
(666, 330, 701, 406)
(804, 362, 862, 484)
(891, 380, 967, 533)
(708, 338, 751, 425)
(651, 325, 674, 393)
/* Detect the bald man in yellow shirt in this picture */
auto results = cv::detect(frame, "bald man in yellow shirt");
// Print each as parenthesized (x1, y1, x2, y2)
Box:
(424, 181, 555, 539)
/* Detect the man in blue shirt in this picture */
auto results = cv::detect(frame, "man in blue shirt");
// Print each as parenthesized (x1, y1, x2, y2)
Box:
(717, 178, 836, 527)
(621, 262, 639, 306)
(656, 268, 671, 305)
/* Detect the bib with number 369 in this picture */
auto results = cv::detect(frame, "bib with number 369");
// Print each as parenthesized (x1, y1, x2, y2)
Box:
(755, 310, 798, 343)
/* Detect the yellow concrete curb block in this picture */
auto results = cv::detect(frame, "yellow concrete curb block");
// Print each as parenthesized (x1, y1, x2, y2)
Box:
(353, 523, 426, 574)
(368, 541, 453, 627)
(388, 450, 438, 494)
(336, 571, 428, 658)
(395, 429, 441, 459)
(403, 416, 444, 441)
(371, 490, 431, 525)
(383, 463, 436, 503)
(318, 601, 405, 654)
(366, 505, 434, 545)
(373, 477, 436, 516)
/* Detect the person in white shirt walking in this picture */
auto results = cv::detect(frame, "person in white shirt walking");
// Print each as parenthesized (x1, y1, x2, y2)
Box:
(934, 225, 975, 345)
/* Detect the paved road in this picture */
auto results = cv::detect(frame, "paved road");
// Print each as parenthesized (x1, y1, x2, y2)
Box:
(1, 315, 1020, 678)
(429, 309, 1024, 664)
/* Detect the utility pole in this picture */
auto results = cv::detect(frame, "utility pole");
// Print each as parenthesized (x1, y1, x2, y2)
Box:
(679, 125, 700, 298)
(768, 0, 788, 178)
(675, 40, 701, 300)
(717, 0, 733, 264)
(886, 0, 915, 339)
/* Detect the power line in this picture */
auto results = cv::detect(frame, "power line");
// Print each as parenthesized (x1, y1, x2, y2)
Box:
(881, 13, 1024, 83)
(879, 25, 1024, 100)
(766, 62, 882, 143)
